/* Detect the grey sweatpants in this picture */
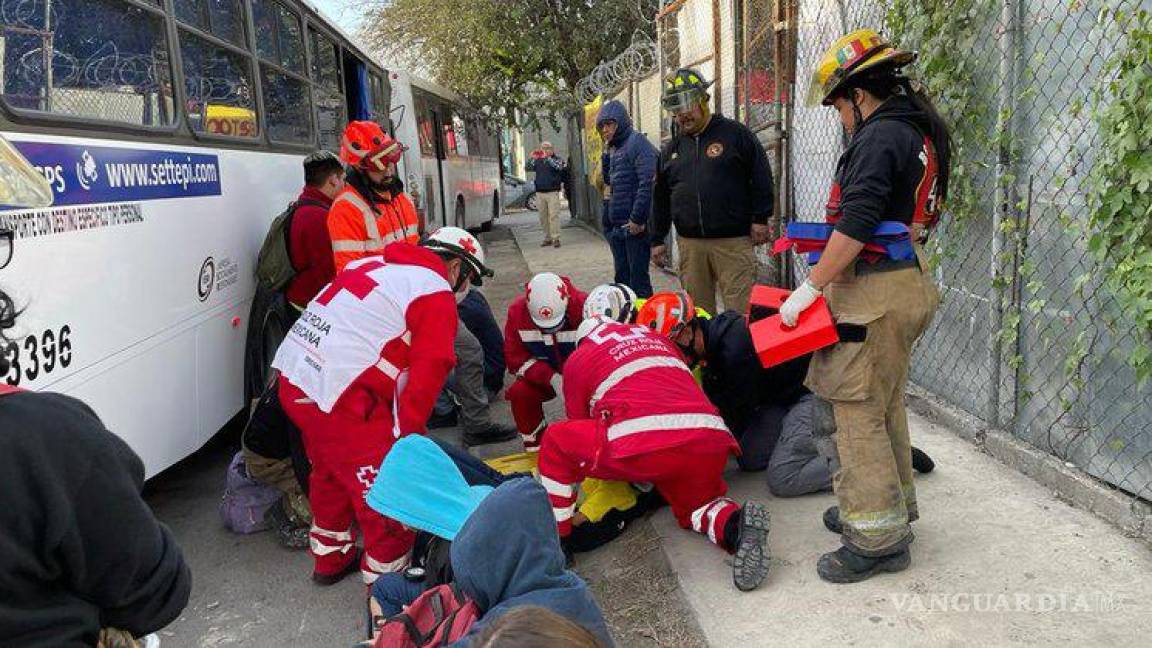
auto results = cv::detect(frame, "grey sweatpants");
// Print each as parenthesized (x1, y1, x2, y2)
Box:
(737, 394, 836, 498)
(434, 320, 492, 431)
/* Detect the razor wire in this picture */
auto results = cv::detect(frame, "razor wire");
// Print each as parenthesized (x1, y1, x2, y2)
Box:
(575, 30, 662, 105)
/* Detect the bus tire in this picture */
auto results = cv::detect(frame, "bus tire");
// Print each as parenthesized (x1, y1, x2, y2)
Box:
(481, 193, 497, 232)
(455, 196, 467, 229)
(243, 287, 290, 404)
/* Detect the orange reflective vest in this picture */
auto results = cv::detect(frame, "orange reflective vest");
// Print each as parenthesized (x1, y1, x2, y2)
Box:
(327, 186, 421, 273)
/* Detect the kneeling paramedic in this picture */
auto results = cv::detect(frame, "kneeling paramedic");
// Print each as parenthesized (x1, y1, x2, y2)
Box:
(273, 226, 493, 585)
(779, 29, 950, 583)
(537, 317, 771, 591)
(504, 273, 587, 451)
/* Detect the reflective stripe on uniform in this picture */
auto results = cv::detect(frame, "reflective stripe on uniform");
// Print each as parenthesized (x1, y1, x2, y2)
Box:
(841, 508, 908, 534)
(364, 553, 409, 575)
(554, 331, 581, 344)
(606, 413, 728, 442)
(589, 356, 692, 407)
(541, 475, 575, 499)
(309, 525, 354, 556)
(516, 359, 538, 378)
(310, 526, 353, 541)
(553, 503, 575, 523)
(332, 240, 368, 252)
(519, 330, 544, 343)
(375, 357, 402, 380)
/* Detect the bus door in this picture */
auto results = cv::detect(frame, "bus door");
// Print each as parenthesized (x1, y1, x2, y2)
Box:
(429, 107, 450, 228)
(343, 55, 372, 121)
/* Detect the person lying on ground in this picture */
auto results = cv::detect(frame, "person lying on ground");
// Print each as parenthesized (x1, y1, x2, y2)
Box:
(638, 291, 935, 498)
(537, 316, 772, 592)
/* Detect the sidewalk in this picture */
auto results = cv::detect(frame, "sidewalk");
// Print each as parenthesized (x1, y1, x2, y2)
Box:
(505, 210, 1152, 647)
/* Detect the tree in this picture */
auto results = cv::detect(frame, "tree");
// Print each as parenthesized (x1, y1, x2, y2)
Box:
(362, 0, 659, 122)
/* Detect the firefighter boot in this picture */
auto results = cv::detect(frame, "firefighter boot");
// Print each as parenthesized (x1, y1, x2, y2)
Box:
(823, 505, 842, 534)
(817, 545, 910, 584)
(731, 502, 771, 592)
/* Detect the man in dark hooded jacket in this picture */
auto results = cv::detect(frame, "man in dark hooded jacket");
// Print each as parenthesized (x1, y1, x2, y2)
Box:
(597, 100, 657, 298)
(449, 479, 614, 647)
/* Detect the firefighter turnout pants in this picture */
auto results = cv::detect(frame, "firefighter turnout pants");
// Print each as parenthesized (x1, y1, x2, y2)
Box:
(506, 378, 557, 452)
(538, 419, 740, 550)
(280, 383, 414, 583)
(805, 258, 939, 556)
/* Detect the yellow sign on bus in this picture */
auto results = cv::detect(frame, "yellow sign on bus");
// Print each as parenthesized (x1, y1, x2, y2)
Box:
(205, 105, 257, 138)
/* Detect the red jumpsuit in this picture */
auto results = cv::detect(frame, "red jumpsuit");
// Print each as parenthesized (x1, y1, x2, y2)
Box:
(273, 244, 457, 583)
(537, 321, 743, 550)
(503, 277, 586, 451)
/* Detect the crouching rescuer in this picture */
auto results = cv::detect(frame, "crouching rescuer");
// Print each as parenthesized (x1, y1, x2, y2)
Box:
(272, 226, 493, 585)
(537, 316, 771, 591)
(779, 29, 950, 583)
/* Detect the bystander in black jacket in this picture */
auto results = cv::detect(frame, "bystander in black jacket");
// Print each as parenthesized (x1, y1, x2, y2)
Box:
(0, 390, 191, 647)
(527, 155, 570, 194)
(650, 114, 774, 244)
(699, 311, 811, 436)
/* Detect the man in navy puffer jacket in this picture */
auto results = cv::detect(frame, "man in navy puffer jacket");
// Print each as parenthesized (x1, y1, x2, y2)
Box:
(597, 100, 657, 297)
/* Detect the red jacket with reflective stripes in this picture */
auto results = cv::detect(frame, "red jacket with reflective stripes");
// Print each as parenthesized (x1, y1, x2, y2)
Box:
(274, 243, 457, 453)
(503, 277, 587, 387)
(561, 320, 738, 461)
(328, 180, 420, 274)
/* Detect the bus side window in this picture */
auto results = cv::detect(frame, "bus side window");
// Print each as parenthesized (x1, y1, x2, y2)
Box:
(252, 0, 312, 144)
(173, 0, 246, 48)
(309, 29, 344, 152)
(413, 90, 436, 156)
(178, 30, 258, 138)
(0, 0, 176, 127)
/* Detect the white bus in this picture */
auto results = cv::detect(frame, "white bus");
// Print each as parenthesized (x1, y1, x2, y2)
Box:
(389, 71, 502, 232)
(0, 0, 393, 476)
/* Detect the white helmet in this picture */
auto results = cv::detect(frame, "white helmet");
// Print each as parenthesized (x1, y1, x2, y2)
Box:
(526, 272, 570, 330)
(583, 283, 639, 323)
(421, 226, 493, 286)
(576, 314, 613, 342)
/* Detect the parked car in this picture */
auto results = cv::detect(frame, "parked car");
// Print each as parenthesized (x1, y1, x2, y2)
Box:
(502, 176, 537, 211)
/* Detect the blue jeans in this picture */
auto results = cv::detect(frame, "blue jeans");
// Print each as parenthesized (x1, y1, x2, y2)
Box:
(371, 573, 427, 617)
(605, 224, 653, 297)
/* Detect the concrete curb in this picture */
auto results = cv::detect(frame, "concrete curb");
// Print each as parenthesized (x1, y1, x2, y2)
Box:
(906, 385, 1152, 546)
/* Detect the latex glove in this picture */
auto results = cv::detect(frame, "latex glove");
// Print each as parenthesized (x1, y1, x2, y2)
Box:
(550, 372, 564, 394)
(779, 279, 822, 328)
(651, 244, 668, 267)
(750, 223, 771, 245)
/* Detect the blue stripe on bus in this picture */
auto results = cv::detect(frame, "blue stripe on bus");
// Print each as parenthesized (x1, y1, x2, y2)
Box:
(4, 141, 222, 210)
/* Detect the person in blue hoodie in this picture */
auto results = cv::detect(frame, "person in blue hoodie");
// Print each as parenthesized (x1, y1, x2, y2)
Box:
(449, 479, 614, 647)
(597, 100, 657, 298)
(365, 435, 501, 629)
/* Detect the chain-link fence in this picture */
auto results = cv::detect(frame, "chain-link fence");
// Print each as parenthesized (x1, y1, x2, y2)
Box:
(567, 0, 1152, 505)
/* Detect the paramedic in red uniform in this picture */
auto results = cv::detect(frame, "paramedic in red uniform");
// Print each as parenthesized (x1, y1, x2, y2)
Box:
(537, 317, 772, 591)
(273, 226, 494, 585)
(503, 273, 587, 451)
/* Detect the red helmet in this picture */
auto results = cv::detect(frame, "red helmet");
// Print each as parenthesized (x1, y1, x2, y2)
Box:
(340, 121, 404, 172)
(636, 291, 696, 337)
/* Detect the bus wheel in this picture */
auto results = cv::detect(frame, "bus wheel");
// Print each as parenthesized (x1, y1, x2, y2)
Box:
(481, 193, 496, 232)
(455, 197, 466, 229)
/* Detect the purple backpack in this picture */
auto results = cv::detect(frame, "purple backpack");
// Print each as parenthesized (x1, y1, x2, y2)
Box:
(219, 451, 282, 534)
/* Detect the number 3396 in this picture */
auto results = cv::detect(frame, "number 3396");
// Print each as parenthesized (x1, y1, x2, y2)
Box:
(3, 326, 72, 386)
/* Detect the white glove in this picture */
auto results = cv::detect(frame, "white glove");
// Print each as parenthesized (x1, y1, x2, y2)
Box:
(779, 279, 822, 327)
(550, 372, 564, 394)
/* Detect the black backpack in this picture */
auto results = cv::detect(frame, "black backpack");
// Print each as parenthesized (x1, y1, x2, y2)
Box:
(255, 200, 326, 292)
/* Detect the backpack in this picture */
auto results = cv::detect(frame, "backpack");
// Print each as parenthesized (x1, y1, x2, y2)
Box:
(219, 451, 283, 534)
(372, 583, 480, 648)
(255, 200, 325, 292)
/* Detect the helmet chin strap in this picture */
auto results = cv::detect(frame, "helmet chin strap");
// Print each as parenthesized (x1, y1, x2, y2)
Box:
(850, 91, 865, 137)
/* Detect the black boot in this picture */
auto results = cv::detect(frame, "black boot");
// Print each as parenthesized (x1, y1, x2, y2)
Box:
(822, 505, 842, 534)
(817, 545, 910, 583)
(731, 502, 771, 592)
(462, 423, 519, 447)
(911, 447, 936, 473)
